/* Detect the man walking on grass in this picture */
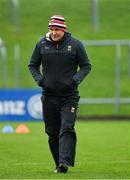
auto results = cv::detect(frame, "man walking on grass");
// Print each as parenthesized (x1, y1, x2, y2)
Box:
(28, 15, 91, 173)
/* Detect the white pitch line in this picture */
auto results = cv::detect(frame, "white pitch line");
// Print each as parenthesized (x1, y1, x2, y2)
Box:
(13, 160, 130, 166)
(82, 160, 130, 164)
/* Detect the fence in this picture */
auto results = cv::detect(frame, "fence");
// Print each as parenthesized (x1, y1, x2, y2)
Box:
(0, 38, 20, 88)
(0, 38, 7, 88)
(82, 40, 130, 113)
(0, 39, 130, 115)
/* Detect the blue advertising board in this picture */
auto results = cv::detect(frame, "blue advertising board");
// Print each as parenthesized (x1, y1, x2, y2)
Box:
(0, 89, 43, 121)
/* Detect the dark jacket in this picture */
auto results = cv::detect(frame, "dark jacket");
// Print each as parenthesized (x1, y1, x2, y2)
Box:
(28, 32, 91, 96)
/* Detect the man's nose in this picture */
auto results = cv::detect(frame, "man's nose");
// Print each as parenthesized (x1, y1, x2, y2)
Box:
(52, 30, 56, 35)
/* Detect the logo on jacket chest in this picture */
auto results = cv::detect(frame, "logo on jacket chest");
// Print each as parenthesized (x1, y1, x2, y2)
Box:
(67, 45, 72, 51)
(44, 46, 50, 50)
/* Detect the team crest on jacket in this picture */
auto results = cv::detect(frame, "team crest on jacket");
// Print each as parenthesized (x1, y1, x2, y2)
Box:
(71, 107, 75, 113)
(67, 45, 72, 51)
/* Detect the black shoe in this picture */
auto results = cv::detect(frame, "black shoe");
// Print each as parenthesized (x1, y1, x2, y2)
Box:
(55, 163, 68, 173)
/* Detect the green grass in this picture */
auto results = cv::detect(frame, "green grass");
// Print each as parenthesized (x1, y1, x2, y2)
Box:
(0, 121, 130, 179)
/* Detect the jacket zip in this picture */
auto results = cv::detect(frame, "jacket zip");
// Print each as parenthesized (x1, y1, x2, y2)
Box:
(55, 43, 59, 90)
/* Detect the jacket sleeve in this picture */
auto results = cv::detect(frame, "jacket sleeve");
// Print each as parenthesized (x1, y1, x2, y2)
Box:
(28, 42, 43, 86)
(73, 40, 91, 85)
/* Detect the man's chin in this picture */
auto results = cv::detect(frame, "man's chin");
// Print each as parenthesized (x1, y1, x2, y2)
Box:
(52, 38, 59, 42)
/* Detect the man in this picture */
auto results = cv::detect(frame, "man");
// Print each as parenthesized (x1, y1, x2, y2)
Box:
(28, 15, 91, 173)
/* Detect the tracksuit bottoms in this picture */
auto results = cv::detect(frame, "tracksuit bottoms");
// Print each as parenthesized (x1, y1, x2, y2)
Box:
(41, 94, 80, 167)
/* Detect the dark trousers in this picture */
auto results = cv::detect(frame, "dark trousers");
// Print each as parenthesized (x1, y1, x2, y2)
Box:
(41, 94, 80, 167)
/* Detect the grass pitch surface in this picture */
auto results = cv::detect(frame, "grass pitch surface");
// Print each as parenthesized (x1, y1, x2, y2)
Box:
(0, 120, 130, 179)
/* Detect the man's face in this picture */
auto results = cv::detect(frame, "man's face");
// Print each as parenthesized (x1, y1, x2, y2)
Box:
(49, 28, 65, 42)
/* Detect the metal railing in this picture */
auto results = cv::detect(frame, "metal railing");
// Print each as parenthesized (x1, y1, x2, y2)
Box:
(82, 40, 130, 113)
(0, 38, 7, 88)
(80, 98, 130, 104)
(0, 39, 129, 114)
